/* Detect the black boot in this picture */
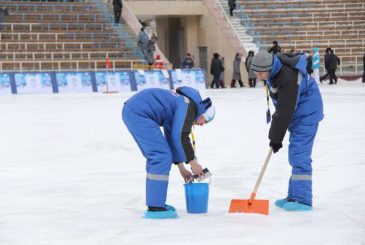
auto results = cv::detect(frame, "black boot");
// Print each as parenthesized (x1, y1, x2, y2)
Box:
(248, 79, 252, 88)
(239, 80, 244, 87)
(253, 78, 256, 87)
(231, 80, 236, 88)
(220, 80, 226, 88)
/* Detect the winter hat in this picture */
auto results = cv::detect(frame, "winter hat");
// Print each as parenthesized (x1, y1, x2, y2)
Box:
(202, 105, 215, 123)
(176, 87, 215, 121)
(250, 50, 274, 72)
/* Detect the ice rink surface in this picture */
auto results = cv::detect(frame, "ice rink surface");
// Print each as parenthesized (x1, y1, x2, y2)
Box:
(1, 80, 364, 245)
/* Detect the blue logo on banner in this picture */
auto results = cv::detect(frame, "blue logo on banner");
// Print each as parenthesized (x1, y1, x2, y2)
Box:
(0, 74, 11, 94)
(95, 71, 132, 92)
(15, 73, 52, 94)
(56, 72, 92, 93)
(171, 69, 206, 90)
(134, 70, 170, 90)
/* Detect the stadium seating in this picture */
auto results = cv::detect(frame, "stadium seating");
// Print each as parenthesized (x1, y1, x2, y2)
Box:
(235, 0, 364, 75)
(0, 0, 145, 72)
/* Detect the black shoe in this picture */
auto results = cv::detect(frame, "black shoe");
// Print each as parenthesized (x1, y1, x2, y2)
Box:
(148, 206, 168, 212)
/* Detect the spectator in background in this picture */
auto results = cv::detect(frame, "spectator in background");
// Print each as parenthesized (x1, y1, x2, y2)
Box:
(0, 6, 9, 31)
(328, 49, 340, 85)
(289, 49, 299, 56)
(154, 54, 163, 69)
(181, 53, 194, 69)
(219, 57, 226, 88)
(320, 47, 332, 83)
(138, 27, 149, 50)
(151, 33, 158, 46)
(210, 53, 224, 89)
(363, 54, 365, 83)
(268, 40, 281, 55)
(245, 51, 257, 87)
(112, 0, 123, 23)
(138, 28, 155, 65)
(228, 0, 236, 16)
(312, 47, 320, 84)
(231, 53, 244, 88)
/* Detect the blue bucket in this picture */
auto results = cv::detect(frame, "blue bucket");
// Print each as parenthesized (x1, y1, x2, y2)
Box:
(184, 183, 209, 214)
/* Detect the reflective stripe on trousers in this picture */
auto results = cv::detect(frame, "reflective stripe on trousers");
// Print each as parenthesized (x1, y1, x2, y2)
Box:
(288, 123, 319, 206)
(122, 104, 173, 207)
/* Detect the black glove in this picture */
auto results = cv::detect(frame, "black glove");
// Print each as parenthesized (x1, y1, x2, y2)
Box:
(269, 141, 282, 153)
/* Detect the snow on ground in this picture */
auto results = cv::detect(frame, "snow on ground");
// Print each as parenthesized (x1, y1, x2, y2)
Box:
(0, 79, 364, 245)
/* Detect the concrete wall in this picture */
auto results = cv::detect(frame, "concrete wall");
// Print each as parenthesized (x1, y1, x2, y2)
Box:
(126, 0, 248, 87)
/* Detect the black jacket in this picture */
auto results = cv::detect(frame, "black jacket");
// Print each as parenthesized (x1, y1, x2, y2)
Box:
(268, 45, 281, 55)
(328, 53, 340, 70)
(269, 55, 299, 143)
(210, 58, 224, 76)
(179, 98, 197, 163)
(113, 0, 123, 11)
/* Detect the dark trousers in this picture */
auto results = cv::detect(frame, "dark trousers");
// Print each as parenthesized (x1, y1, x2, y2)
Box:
(328, 69, 337, 84)
(229, 4, 236, 16)
(210, 74, 221, 88)
(114, 10, 121, 23)
(320, 72, 328, 82)
(231, 79, 243, 87)
(249, 78, 256, 87)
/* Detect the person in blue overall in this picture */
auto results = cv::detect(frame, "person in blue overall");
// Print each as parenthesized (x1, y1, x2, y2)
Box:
(122, 86, 216, 219)
(251, 50, 324, 211)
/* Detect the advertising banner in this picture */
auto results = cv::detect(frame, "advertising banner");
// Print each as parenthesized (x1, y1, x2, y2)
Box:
(134, 70, 171, 90)
(95, 71, 132, 92)
(15, 73, 53, 94)
(56, 72, 93, 93)
(171, 69, 206, 90)
(0, 73, 12, 95)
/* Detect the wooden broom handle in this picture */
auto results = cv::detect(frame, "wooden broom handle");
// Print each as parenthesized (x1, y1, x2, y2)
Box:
(249, 148, 273, 204)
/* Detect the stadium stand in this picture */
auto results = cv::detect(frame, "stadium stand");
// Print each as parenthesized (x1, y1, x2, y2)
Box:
(235, 0, 364, 75)
(0, 0, 145, 72)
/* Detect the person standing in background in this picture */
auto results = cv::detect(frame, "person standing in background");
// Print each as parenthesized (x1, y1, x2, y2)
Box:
(181, 53, 194, 69)
(320, 47, 332, 83)
(327, 49, 340, 85)
(362, 54, 364, 83)
(268, 41, 281, 55)
(231, 53, 244, 88)
(210, 53, 224, 89)
(228, 0, 236, 16)
(112, 0, 123, 23)
(219, 57, 226, 88)
(312, 48, 320, 84)
(245, 51, 257, 87)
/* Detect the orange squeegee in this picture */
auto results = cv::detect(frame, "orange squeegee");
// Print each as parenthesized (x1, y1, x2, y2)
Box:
(229, 148, 273, 215)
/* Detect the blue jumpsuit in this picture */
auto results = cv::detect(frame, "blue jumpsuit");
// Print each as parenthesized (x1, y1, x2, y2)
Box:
(267, 54, 324, 206)
(122, 87, 208, 207)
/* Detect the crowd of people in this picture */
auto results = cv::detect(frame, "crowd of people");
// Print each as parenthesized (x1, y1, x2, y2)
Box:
(267, 41, 344, 85)
(134, 24, 361, 86)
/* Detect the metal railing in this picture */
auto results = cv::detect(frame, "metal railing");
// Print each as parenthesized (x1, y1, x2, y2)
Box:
(0, 59, 147, 72)
(11, 12, 110, 22)
(2, 2, 97, 12)
(0, 31, 120, 41)
(0, 51, 140, 60)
